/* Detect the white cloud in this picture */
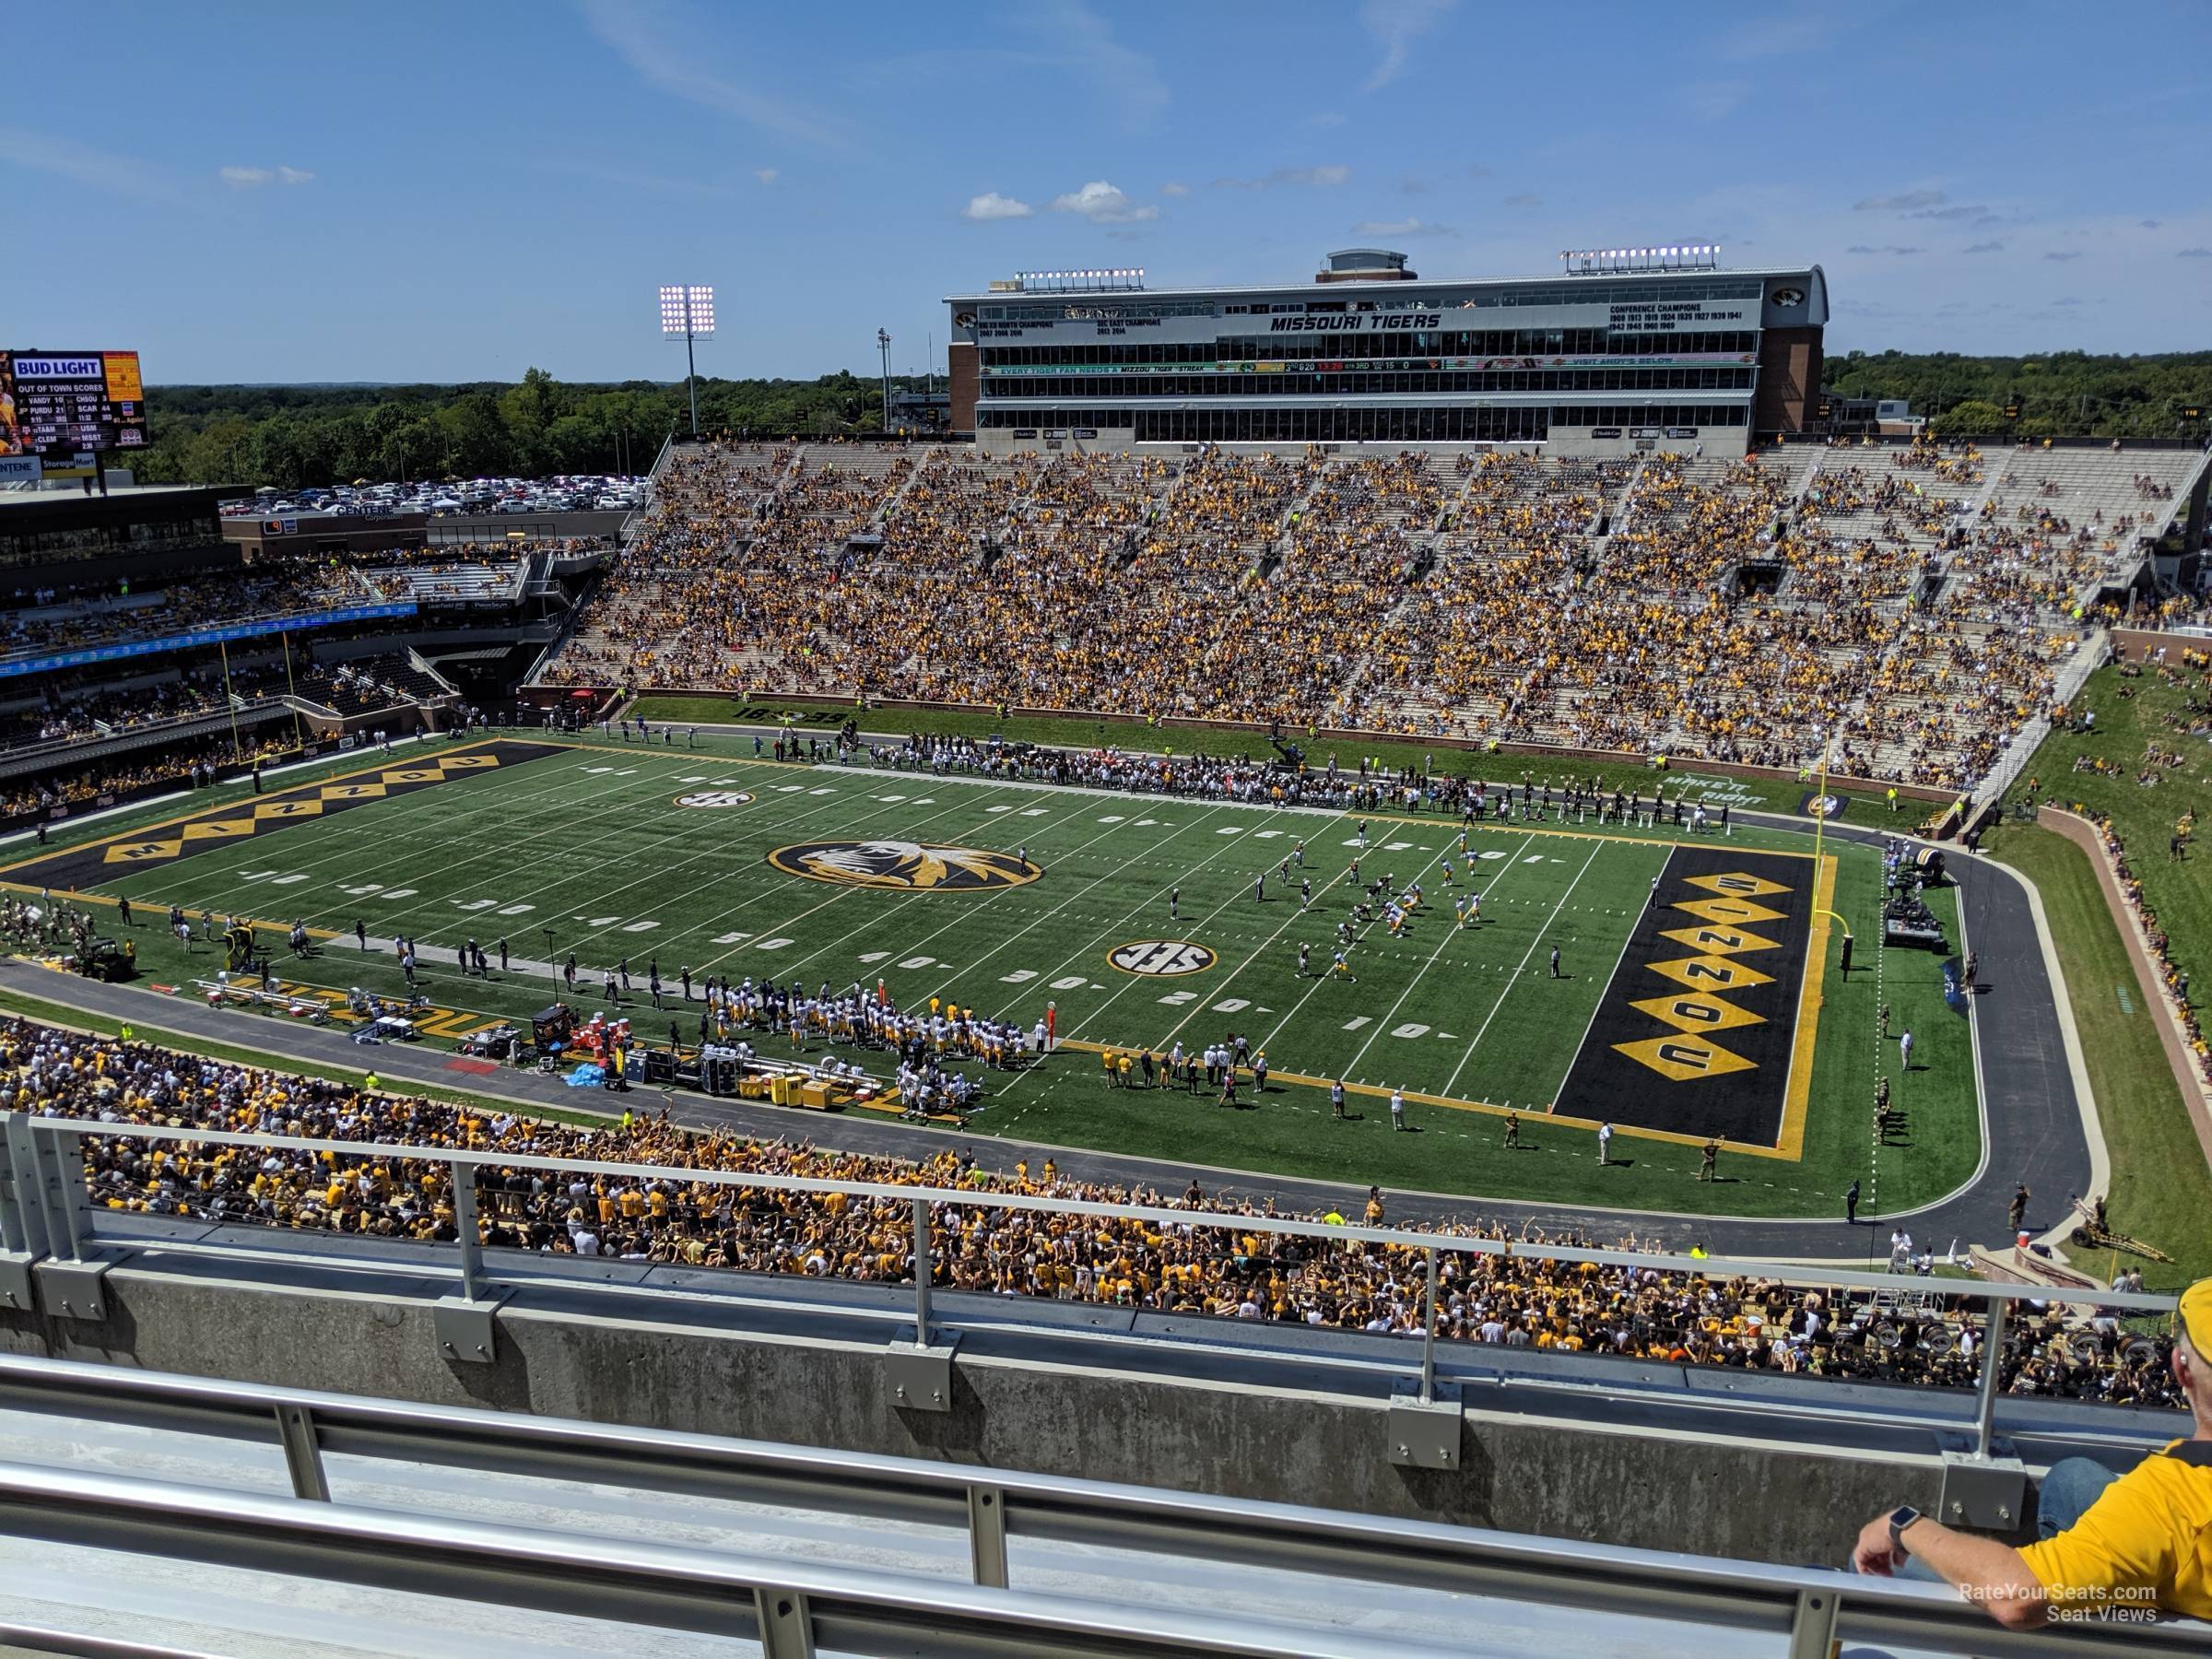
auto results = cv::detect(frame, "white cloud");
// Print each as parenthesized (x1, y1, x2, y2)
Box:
(1050, 180, 1159, 223)
(221, 164, 313, 188)
(1360, 0, 1456, 92)
(0, 127, 167, 201)
(754, 168, 778, 184)
(962, 191, 1033, 221)
(1159, 181, 1190, 197)
(579, 0, 844, 149)
(1212, 164, 1352, 190)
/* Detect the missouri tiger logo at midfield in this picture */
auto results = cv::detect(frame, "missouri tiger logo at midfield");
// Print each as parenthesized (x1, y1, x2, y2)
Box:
(765, 840, 1040, 891)
(1108, 940, 1218, 977)
(674, 790, 756, 808)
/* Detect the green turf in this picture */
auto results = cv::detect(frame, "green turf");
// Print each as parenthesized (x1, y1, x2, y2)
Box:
(1983, 820, 2212, 1287)
(1996, 656, 2209, 1010)
(625, 692, 1906, 815)
(19, 730, 1978, 1218)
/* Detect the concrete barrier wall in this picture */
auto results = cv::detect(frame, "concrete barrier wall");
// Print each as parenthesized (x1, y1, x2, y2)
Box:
(0, 1264, 1948, 1567)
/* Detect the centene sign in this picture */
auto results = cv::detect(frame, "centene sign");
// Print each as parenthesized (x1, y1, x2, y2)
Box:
(10, 357, 105, 379)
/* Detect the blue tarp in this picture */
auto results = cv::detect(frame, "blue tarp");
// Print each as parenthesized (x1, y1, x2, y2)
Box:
(563, 1063, 606, 1088)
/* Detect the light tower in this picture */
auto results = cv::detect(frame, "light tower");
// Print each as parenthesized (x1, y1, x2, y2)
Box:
(659, 284, 715, 439)
(876, 327, 892, 434)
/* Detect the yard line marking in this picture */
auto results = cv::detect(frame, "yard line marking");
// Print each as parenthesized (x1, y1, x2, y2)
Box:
(911, 805, 1233, 1006)
(392, 759, 966, 967)
(151, 747, 678, 918)
(1147, 841, 1368, 1055)
(688, 781, 1067, 977)
(1441, 837, 1607, 1100)
(1338, 834, 1536, 1078)
(767, 792, 1153, 985)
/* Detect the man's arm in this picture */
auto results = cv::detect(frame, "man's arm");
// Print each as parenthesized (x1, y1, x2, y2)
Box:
(1853, 1513, 2050, 1630)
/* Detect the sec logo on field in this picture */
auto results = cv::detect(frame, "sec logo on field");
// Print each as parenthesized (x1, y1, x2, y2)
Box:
(767, 840, 1040, 891)
(674, 791, 757, 808)
(1108, 940, 1218, 977)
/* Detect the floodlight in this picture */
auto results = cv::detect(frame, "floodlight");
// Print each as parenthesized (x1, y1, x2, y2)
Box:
(658, 282, 715, 438)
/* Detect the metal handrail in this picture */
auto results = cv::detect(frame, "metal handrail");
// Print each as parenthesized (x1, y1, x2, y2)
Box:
(0, 1365, 2199, 1656)
(6, 1113, 2178, 1318)
(4, 1112, 2184, 1456)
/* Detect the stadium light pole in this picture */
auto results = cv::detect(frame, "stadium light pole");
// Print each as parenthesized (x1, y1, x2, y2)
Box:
(876, 328, 892, 434)
(659, 285, 715, 441)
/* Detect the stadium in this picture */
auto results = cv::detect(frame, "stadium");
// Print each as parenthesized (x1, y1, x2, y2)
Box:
(5, 67, 2212, 1656)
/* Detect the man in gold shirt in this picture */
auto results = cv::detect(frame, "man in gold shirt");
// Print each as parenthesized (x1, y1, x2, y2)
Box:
(1853, 1277, 2212, 1630)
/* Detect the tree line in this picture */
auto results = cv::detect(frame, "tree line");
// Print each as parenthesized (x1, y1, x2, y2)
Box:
(1823, 349, 2212, 441)
(127, 351, 2210, 489)
(130, 369, 934, 489)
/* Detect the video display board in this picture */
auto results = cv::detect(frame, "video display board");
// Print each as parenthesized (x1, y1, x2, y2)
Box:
(0, 351, 147, 460)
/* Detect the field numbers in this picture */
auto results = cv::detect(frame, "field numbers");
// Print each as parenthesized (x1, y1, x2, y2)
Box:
(756, 937, 794, 951)
(1049, 975, 1087, 991)
(1001, 969, 1038, 983)
(1212, 998, 1250, 1013)
(1390, 1022, 1431, 1039)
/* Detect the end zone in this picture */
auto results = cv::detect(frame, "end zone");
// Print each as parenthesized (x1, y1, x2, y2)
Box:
(1554, 845, 1831, 1152)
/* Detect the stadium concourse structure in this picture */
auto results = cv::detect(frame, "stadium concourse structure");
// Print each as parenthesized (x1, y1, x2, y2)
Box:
(947, 248, 1824, 453)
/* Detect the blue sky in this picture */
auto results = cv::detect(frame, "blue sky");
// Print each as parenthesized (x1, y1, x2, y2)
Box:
(5, 0, 2207, 385)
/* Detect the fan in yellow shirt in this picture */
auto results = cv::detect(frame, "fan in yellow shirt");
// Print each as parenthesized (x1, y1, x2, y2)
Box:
(1853, 1276, 2212, 1630)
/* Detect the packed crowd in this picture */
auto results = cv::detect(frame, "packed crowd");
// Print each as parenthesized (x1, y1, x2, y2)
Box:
(543, 436, 2202, 793)
(0, 564, 375, 660)
(4, 1014, 2180, 1406)
(0, 728, 300, 823)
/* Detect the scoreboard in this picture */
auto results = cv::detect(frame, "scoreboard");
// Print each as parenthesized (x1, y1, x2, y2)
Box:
(0, 350, 148, 460)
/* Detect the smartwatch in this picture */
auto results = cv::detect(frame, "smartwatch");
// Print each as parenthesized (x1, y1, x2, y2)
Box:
(1888, 1505, 1923, 1556)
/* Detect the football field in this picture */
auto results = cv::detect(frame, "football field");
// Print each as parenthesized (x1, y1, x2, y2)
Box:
(6, 735, 1982, 1216)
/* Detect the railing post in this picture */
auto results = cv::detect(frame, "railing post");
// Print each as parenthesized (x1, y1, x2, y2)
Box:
(754, 1586, 813, 1659)
(966, 1484, 1008, 1588)
(274, 1403, 331, 1502)
(1419, 1246, 1439, 1406)
(0, 1114, 39, 1258)
(1972, 1291, 2007, 1460)
(30, 1124, 86, 1263)
(912, 1198, 932, 1347)
(452, 1160, 484, 1303)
